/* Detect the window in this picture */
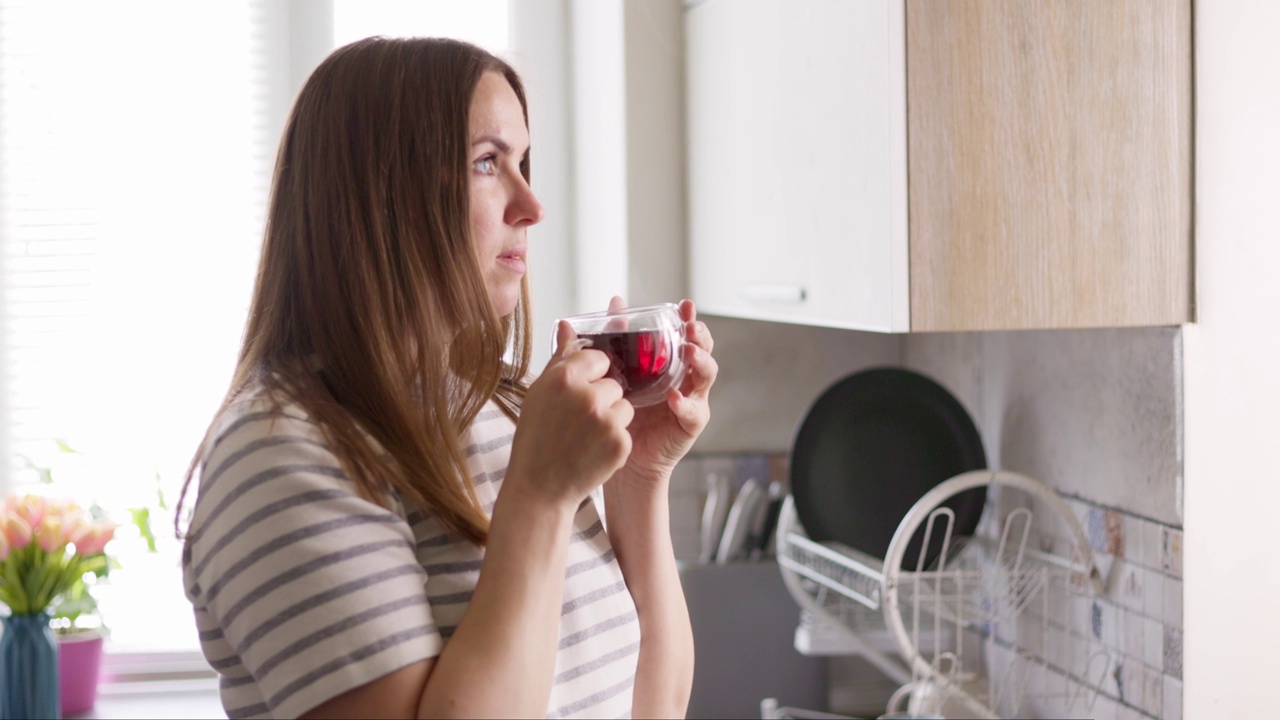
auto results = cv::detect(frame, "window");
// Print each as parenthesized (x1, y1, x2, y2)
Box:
(1, 0, 509, 660)
(333, 0, 508, 52)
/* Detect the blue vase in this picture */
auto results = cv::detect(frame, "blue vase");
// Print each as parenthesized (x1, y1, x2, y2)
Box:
(0, 613, 61, 719)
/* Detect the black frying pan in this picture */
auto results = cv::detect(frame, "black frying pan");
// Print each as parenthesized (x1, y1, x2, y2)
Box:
(789, 367, 988, 571)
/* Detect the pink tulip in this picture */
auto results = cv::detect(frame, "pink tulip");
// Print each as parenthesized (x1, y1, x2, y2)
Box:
(75, 520, 117, 556)
(63, 510, 92, 546)
(1, 514, 33, 550)
(37, 514, 67, 553)
(0, 531, 9, 562)
(12, 494, 46, 529)
(43, 497, 76, 520)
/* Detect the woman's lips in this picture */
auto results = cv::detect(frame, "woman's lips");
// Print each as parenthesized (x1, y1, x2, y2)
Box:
(498, 247, 527, 274)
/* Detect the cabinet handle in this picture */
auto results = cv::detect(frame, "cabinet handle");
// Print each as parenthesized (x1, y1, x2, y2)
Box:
(739, 283, 807, 304)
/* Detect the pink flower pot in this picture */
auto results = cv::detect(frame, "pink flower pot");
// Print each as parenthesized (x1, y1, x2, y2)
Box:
(57, 631, 104, 717)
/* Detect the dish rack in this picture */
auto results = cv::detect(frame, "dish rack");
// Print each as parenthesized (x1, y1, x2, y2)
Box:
(776, 470, 1112, 719)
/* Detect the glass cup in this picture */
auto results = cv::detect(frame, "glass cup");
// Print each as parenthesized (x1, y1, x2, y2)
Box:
(558, 302, 688, 408)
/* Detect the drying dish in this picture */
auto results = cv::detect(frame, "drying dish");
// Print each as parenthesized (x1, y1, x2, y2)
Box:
(788, 367, 988, 570)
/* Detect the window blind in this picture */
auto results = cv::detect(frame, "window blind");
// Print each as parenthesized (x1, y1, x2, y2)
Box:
(0, 0, 511, 658)
(0, 0, 277, 653)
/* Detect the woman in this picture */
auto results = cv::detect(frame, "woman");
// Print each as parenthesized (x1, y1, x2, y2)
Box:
(178, 37, 716, 719)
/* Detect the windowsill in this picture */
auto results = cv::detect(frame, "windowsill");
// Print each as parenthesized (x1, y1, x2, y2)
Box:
(68, 650, 225, 719)
(69, 678, 224, 719)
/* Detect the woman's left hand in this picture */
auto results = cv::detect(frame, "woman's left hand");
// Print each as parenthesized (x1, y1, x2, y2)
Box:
(611, 297, 717, 488)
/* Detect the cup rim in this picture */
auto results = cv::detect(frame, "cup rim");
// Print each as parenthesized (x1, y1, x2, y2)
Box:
(561, 302, 680, 323)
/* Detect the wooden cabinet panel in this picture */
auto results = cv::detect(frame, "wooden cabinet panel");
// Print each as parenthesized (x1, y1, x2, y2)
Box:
(906, 0, 1193, 331)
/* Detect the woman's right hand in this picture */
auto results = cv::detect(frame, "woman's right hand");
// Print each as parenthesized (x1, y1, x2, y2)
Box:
(508, 320, 634, 507)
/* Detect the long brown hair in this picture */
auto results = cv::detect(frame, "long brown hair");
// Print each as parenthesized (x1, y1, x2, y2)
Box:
(177, 37, 533, 546)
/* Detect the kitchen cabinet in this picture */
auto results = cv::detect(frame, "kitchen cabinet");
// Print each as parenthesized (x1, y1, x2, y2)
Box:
(684, 0, 1192, 332)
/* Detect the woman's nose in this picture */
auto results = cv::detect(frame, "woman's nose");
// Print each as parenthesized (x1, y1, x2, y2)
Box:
(507, 179, 544, 227)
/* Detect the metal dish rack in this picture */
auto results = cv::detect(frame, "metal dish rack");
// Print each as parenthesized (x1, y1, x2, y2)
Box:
(776, 470, 1112, 719)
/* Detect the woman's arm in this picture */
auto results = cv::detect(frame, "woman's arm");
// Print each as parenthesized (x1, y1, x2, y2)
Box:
(301, 489, 578, 719)
(416, 485, 580, 716)
(602, 299, 717, 718)
(303, 327, 635, 719)
(604, 469, 695, 720)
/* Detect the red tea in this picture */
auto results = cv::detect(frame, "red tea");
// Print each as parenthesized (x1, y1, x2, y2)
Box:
(580, 330, 672, 397)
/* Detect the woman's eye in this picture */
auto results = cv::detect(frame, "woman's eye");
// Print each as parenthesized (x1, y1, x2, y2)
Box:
(473, 155, 497, 175)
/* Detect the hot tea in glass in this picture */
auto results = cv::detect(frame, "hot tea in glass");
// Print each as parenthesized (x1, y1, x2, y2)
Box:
(559, 303, 687, 407)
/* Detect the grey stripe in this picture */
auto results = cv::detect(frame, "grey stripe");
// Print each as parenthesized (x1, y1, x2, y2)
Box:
(192, 487, 372, 581)
(222, 540, 416, 628)
(220, 674, 255, 689)
(566, 548, 616, 579)
(201, 433, 328, 496)
(424, 558, 483, 575)
(428, 589, 474, 606)
(199, 628, 224, 642)
(571, 520, 605, 544)
(188, 463, 349, 547)
(471, 467, 506, 488)
(416, 533, 452, 550)
(439, 624, 458, 639)
(265, 626, 436, 712)
(550, 674, 636, 718)
(235, 564, 425, 653)
(562, 580, 628, 615)
(559, 609, 639, 650)
(464, 432, 513, 458)
(227, 701, 271, 719)
(209, 654, 241, 671)
(200, 511, 403, 603)
(202, 410, 317, 498)
(554, 640, 641, 685)
(255, 595, 434, 679)
(474, 406, 505, 423)
(211, 409, 313, 449)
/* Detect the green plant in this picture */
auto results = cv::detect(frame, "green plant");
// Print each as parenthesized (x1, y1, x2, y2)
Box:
(126, 472, 168, 554)
(20, 440, 162, 556)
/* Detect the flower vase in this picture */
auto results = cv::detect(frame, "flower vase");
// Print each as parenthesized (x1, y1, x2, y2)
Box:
(0, 613, 61, 720)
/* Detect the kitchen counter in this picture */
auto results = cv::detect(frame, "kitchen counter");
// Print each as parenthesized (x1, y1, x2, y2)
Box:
(680, 560, 828, 719)
(69, 678, 224, 719)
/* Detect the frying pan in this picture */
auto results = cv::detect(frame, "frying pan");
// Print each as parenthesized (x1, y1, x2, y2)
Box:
(789, 367, 987, 571)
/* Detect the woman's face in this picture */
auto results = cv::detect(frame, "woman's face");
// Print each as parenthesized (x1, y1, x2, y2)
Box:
(468, 71, 544, 318)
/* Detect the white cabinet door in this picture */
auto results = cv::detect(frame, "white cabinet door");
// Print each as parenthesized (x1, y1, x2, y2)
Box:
(685, 0, 908, 332)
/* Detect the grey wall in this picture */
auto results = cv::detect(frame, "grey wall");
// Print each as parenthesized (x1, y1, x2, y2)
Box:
(690, 314, 901, 455)
(905, 327, 1183, 527)
(693, 316, 1184, 526)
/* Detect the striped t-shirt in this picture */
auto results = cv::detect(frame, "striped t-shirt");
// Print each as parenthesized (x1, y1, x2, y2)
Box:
(182, 388, 641, 719)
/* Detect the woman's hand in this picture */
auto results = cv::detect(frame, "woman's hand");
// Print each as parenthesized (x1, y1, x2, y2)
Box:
(509, 320, 635, 507)
(612, 296, 717, 489)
